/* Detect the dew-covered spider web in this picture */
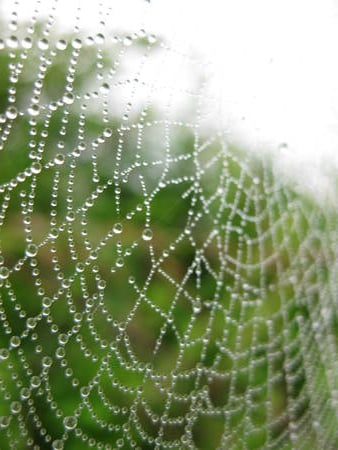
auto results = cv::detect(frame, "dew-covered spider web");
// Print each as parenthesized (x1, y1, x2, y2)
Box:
(0, 1, 338, 449)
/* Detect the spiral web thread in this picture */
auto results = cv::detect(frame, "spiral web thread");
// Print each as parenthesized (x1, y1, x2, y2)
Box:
(0, 1, 338, 449)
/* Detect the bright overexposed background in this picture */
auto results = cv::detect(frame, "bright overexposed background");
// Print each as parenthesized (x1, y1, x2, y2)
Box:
(2, 0, 338, 197)
(149, 0, 338, 198)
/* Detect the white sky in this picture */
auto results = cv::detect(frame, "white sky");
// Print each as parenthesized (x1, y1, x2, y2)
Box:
(151, 0, 338, 176)
(3, 0, 338, 195)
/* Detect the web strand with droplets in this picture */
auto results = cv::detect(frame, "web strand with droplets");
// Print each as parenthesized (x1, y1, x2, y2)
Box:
(0, 1, 337, 449)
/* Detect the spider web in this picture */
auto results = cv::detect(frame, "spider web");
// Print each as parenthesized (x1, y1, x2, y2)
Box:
(0, 1, 338, 449)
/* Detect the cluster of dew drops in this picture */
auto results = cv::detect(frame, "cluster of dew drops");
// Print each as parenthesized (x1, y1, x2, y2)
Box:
(0, 2, 170, 448)
(0, 2, 325, 449)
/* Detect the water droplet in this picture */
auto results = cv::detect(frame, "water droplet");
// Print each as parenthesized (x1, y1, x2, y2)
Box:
(56, 39, 67, 51)
(278, 142, 288, 152)
(85, 36, 94, 46)
(10, 336, 21, 348)
(75, 262, 85, 273)
(55, 347, 65, 359)
(123, 36, 133, 47)
(66, 211, 75, 222)
(97, 279, 106, 290)
(26, 317, 37, 329)
(193, 304, 201, 314)
(71, 38, 82, 50)
(113, 223, 123, 234)
(6, 106, 18, 120)
(78, 142, 86, 152)
(7, 35, 18, 48)
(37, 38, 49, 50)
(62, 278, 71, 289)
(100, 83, 110, 95)
(31, 162, 42, 174)
(138, 29, 146, 38)
(52, 440, 64, 450)
(49, 228, 59, 239)
(30, 376, 41, 388)
(0, 266, 9, 280)
(58, 333, 68, 345)
(20, 387, 31, 400)
(103, 127, 112, 138)
(28, 104, 40, 117)
(26, 243, 38, 257)
(148, 34, 157, 44)
(0, 416, 11, 429)
(0, 348, 9, 360)
(22, 37, 32, 49)
(42, 297, 52, 308)
(54, 153, 65, 165)
(142, 228, 153, 241)
(63, 416, 77, 430)
(63, 93, 74, 105)
(115, 257, 124, 268)
(80, 386, 90, 398)
(89, 250, 98, 260)
(42, 356, 53, 368)
(95, 33, 105, 45)
(48, 102, 57, 112)
(116, 438, 124, 448)
(74, 312, 82, 323)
